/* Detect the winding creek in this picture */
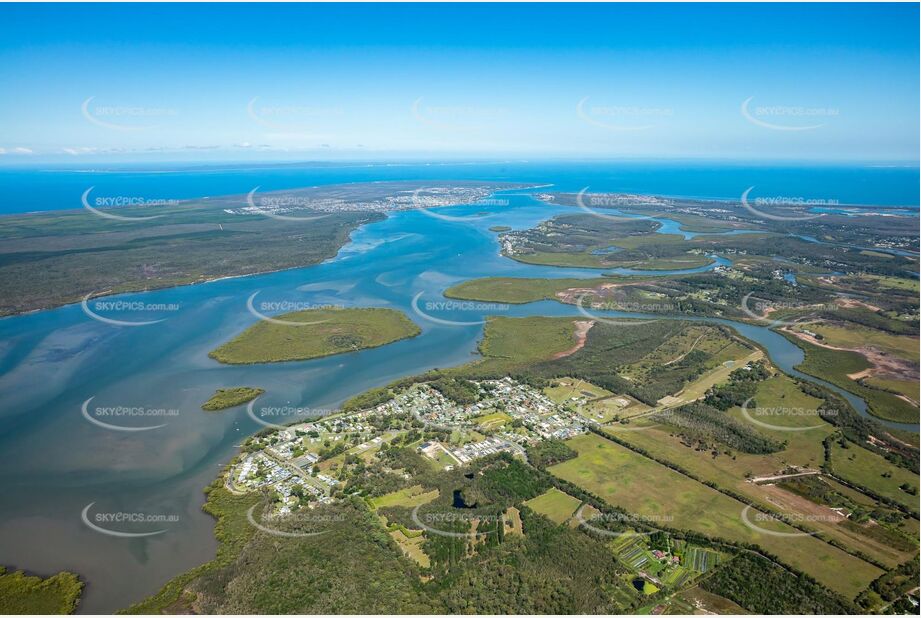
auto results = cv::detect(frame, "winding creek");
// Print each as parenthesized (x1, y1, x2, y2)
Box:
(0, 189, 915, 612)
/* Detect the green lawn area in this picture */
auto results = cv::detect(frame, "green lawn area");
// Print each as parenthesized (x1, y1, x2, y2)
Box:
(0, 568, 83, 614)
(523, 487, 582, 524)
(201, 387, 264, 411)
(209, 307, 420, 364)
(829, 441, 920, 511)
(473, 411, 513, 430)
(549, 433, 882, 598)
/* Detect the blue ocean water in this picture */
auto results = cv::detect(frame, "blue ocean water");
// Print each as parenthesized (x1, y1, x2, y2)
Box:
(0, 160, 918, 214)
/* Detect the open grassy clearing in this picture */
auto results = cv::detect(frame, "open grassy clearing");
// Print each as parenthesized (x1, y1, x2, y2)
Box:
(798, 323, 919, 362)
(667, 585, 750, 615)
(856, 273, 921, 292)
(549, 433, 882, 598)
(864, 376, 919, 402)
(543, 377, 614, 404)
(388, 528, 430, 568)
(606, 425, 917, 566)
(608, 373, 915, 567)
(522, 487, 582, 524)
(209, 307, 420, 364)
(657, 350, 764, 407)
(829, 441, 920, 510)
(472, 411, 513, 430)
(369, 485, 439, 510)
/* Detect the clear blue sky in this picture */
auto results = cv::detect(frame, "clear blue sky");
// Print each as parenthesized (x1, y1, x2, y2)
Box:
(1, 3, 918, 162)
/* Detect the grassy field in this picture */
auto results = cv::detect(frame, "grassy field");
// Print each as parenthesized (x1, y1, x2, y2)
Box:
(523, 487, 582, 524)
(543, 378, 614, 404)
(657, 350, 763, 407)
(549, 433, 882, 598)
(829, 442, 920, 510)
(668, 586, 750, 615)
(857, 274, 921, 293)
(388, 529, 430, 567)
(369, 485, 440, 510)
(209, 308, 420, 364)
(799, 323, 919, 362)
(0, 568, 83, 614)
(472, 411, 513, 430)
(608, 372, 917, 568)
(612, 373, 831, 481)
(864, 376, 919, 402)
(201, 387, 264, 411)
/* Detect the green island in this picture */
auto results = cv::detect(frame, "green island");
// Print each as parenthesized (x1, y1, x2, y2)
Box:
(0, 567, 83, 614)
(129, 311, 918, 615)
(201, 387, 265, 411)
(209, 307, 421, 364)
(488, 225, 511, 232)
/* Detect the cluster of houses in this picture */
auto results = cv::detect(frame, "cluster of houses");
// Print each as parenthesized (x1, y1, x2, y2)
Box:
(232, 377, 591, 514)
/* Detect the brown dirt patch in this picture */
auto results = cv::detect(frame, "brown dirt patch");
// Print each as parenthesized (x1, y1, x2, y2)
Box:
(552, 320, 594, 359)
